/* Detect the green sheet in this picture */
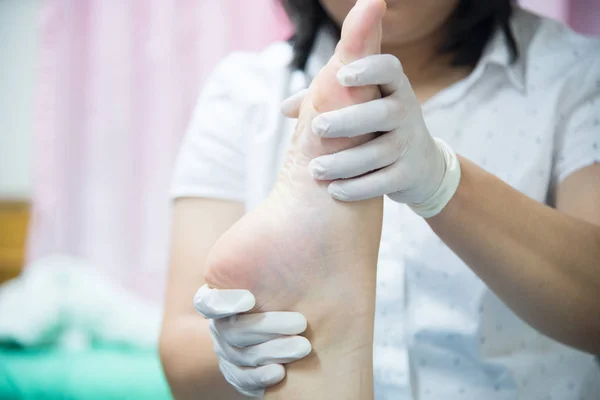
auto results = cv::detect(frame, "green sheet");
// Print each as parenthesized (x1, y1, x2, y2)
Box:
(0, 345, 172, 400)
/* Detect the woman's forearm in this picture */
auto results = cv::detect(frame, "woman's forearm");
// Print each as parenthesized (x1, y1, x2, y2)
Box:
(160, 316, 248, 400)
(160, 198, 249, 399)
(427, 156, 600, 353)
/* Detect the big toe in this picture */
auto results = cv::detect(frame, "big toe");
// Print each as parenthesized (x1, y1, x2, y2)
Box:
(336, 0, 386, 64)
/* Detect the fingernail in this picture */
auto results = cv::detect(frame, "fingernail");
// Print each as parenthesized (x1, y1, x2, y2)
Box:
(193, 285, 210, 306)
(212, 289, 255, 311)
(291, 337, 312, 358)
(234, 291, 256, 311)
(280, 102, 290, 116)
(309, 160, 325, 179)
(261, 365, 285, 385)
(271, 337, 312, 363)
(311, 117, 330, 136)
(338, 64, 362, 86)
(280, 99, 295, 116)
(328, 183, 346, 200)
(338, 70, 356, 86)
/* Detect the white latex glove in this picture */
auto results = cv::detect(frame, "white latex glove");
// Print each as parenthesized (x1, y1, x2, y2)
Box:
(193, 284, 312, 398)
(281, 54, 461, 218)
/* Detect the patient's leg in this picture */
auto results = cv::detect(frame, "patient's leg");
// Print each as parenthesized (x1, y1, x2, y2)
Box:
(204, 0, 386, 398)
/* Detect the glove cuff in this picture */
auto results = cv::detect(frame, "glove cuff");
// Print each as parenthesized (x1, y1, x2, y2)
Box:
(409, 138, 461, 218)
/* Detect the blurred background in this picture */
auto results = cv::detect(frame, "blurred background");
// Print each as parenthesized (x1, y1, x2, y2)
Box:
(0, 0, 597, 398)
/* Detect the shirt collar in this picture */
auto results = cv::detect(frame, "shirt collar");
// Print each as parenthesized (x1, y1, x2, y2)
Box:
(476, 13, 528, 93)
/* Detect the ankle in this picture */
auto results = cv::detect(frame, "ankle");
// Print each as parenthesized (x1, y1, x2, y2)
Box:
(264, 312, 375, 400)
(266, 324, 374, 400)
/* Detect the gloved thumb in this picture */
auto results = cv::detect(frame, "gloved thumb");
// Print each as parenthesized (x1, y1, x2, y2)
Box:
(280, 88, 308, 118)
(194, 284, 256, 319)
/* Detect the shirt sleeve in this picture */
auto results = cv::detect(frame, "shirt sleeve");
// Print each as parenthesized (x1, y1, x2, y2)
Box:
(170, 54, 254, 203)
(552, 53, 600, 185)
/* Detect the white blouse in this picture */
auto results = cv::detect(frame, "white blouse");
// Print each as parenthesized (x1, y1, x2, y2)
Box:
(171, 7, 600, 400)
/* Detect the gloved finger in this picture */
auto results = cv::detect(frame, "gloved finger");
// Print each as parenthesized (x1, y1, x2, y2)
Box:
(337, 54, 404, 95)
(237, 388, 264, 398)
(309, 130, 402, 180)
(219, 359, 285, 396)
(213, 311, 308, 347)
(327, 162, 405, 202)
(194, 284, 255, 319)
(311, 96, 407, 138)
(216, 335, 312, 367)
(280, 88, 308, 118)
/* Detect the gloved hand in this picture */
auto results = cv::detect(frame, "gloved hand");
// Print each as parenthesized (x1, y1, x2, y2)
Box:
(193, 284, 312, 398)
(281, 54, 461, 218)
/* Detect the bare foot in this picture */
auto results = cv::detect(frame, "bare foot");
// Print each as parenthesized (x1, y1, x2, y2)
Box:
(205, 0, 386, 397)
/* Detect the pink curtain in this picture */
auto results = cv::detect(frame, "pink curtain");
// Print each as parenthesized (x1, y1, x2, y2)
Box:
(28, 0, 597, 304)
(520, 0, 600, 34)
(569, 0, 600, 35)
(520, 0, 568, 21)
(28, 0, 291, 303)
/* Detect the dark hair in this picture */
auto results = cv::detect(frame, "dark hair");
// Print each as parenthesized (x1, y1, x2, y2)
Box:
(279, 0, 518, 71)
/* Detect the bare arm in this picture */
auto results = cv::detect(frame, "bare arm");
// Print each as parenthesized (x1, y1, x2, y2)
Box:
(428, 159, 600, 353)
(159, 198, 248, 400)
